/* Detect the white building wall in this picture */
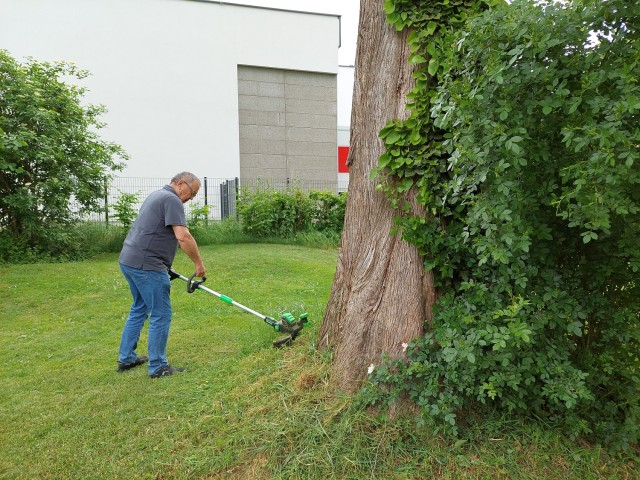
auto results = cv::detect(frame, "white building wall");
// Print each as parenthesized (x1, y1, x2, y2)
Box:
(0, 0, 339, 179)
(337, 65, 355, 128)
(337, 65, 354, 189)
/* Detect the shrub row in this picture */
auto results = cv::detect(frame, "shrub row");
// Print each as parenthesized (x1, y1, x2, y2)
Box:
(0, 187, 346, 263)
(237, 187, 346, 238)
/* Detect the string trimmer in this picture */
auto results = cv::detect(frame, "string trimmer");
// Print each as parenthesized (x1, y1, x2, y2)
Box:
(168, 269, 309, 347)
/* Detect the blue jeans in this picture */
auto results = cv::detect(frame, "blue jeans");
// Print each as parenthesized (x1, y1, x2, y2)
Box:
(119, 263, 172, 374)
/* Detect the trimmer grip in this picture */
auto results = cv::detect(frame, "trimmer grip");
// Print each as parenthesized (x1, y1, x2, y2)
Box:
(167, 268, 180, 281)
(187, 272, 206, 293)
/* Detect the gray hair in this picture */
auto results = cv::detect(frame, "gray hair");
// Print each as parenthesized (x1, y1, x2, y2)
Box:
(170, 172, 200, 185)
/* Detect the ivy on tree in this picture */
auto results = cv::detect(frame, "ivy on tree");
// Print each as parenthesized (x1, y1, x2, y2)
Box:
(369, 0, 639, 450)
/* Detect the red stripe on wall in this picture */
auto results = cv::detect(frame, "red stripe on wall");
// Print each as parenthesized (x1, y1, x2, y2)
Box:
(338, 146, 350, 173)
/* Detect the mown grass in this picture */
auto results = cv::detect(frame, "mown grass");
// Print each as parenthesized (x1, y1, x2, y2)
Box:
(0, 244, 637, 479)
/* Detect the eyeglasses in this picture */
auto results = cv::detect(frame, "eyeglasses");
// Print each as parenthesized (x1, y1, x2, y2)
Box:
(183, 181, 197, 199)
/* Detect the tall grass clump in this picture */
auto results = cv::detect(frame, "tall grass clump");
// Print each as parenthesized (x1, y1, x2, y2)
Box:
(75, 222, 127, 253)
(189, 217, 254, 245)
(0, 221, 126, 263)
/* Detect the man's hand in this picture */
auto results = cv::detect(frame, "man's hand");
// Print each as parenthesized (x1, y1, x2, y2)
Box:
(172, 225, 206, 279)
(194, 263, 206, 278)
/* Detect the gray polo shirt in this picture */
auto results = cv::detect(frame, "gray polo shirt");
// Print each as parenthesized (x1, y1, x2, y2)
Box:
(119, 185, 186, 271)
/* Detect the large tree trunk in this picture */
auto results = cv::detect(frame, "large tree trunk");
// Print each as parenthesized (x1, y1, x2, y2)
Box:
(318, 0, 436, 391)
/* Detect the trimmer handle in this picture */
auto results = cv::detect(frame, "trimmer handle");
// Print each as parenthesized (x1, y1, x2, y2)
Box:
(187, 272, 206, 293)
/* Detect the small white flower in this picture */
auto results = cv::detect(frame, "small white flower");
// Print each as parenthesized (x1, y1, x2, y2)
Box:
(402, 342, 408, 352)
(367, 363, 375, 375)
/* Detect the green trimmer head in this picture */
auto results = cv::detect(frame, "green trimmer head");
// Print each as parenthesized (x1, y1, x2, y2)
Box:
(168, 269, 310, 347)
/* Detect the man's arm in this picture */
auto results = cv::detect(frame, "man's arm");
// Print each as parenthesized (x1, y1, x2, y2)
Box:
(172, 225, 206, 277)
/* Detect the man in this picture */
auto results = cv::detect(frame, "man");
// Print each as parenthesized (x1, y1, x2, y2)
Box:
(117, 172, 206, 378)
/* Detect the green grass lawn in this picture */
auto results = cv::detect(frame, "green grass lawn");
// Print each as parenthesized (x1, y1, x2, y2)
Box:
(0, 244, 637, 479)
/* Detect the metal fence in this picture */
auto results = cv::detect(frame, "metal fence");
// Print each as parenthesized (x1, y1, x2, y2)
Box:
(80, 176, 349, 225)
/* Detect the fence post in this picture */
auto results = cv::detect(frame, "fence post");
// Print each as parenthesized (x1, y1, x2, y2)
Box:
(104, 178, 109, 226)
(220, 180, 229, 220)
(234, 177, 239, 219)
(203, 176, 208, 226)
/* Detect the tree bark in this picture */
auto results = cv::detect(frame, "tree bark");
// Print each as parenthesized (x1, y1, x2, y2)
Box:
(317, 0, 436, 391)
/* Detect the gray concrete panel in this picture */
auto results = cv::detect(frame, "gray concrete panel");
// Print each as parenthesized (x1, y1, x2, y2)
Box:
(239, 138, 286, 155)
(285, 83, 337, 101)
(258, 82, 285, 97)
(285, 71, 335, 87)
(242, 167, 288, 180)
(238, 66, 337, 184)
(239, 66, 285, 83)
(286, 141, 335, 157)
(288, 168, 336, 182)
(285, 98, 337, 115)
(238, 80, 259, 96)
(239, 125, 286, 141)
(241, 154, 287, 169)
(286, 155, 336, 170)
(256, 96, 287, 112)
(286, 126, 336, 143)
(285, 112, 336, 129)
(239, 110, 286, 127)
(238, 79, 286, 97)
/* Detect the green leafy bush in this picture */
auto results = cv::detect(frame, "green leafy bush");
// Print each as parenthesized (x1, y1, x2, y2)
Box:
(187, 202, 211, 231)
(0, 50, 126, 261)
(369, 0, 639, 450)
(309, 190, 347, 234)
(238, 186, 346, 238)
(112, 191, 139, 229)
